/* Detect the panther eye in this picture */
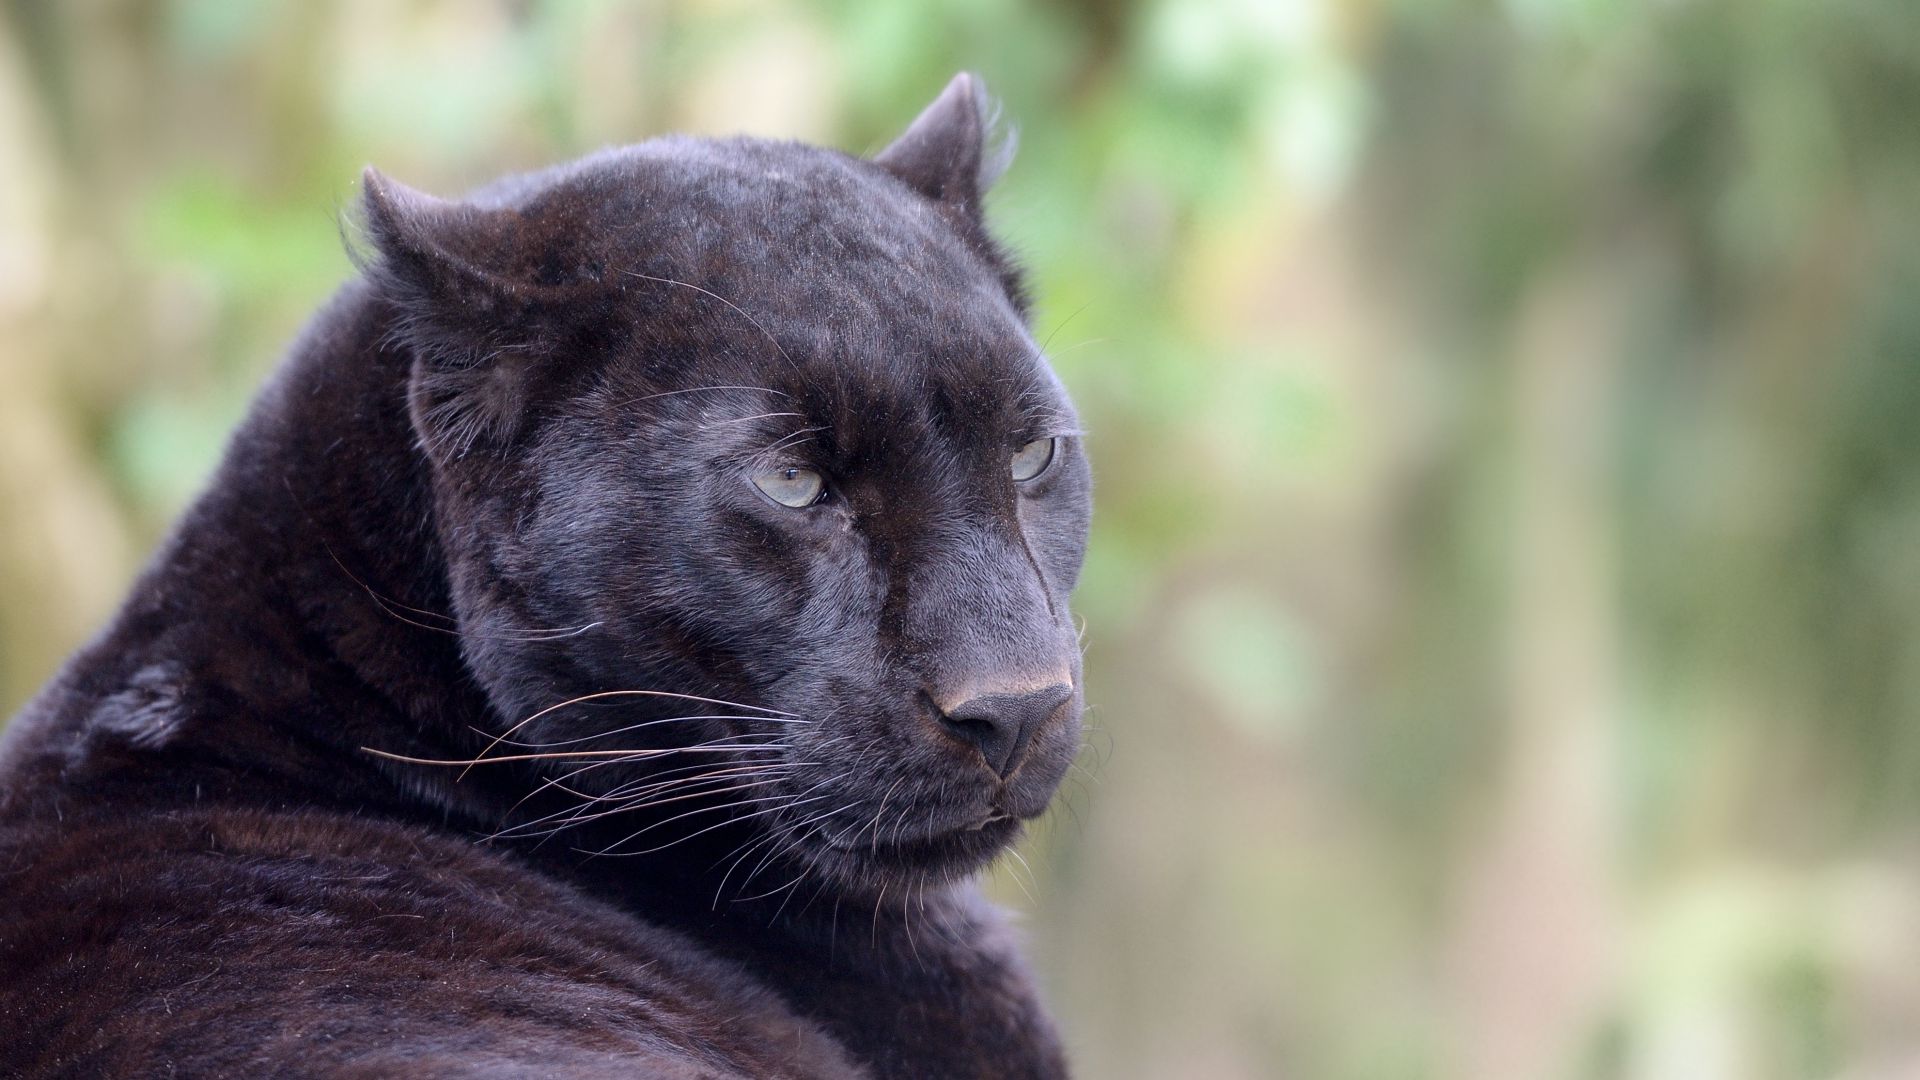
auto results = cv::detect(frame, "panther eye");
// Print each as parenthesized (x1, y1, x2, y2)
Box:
(751, 466, 826, 508)
(1011, 437, 1057, 482)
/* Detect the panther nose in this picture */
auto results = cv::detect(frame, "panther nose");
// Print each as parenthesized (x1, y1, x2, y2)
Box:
(937, 682, 1074, 778)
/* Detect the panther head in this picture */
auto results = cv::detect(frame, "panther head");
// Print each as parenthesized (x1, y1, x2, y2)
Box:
(359, 74, 1090, 894)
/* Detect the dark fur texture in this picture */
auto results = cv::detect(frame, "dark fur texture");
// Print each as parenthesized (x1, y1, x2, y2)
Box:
(0, 74, 1089, 1078)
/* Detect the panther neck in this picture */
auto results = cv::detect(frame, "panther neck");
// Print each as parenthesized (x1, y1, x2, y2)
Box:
(1, 285, 497, 821)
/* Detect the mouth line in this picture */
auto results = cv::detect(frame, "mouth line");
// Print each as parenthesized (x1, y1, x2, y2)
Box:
(967, 809, 1012, 830)
(828, 813, 1022, 865)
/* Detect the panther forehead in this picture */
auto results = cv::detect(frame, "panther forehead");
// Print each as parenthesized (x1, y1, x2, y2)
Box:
(541, 148, 1057, 461)
(524, 143, 966, 269)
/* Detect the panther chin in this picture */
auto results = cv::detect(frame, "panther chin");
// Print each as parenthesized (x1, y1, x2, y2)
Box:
(810, 810, 1030, 892)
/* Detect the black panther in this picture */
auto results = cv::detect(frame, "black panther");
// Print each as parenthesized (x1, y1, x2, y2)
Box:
(0, 73, 1089, 1078)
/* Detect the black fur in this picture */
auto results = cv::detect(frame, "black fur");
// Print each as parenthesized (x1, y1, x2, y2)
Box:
(0, 74, 1089, 1078)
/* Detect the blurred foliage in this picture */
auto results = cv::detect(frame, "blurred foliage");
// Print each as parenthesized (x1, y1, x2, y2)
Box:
(5, 1, 1920, 1077)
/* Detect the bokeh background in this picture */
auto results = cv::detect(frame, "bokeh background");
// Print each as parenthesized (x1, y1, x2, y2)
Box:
(5, 2, 1920, 1077)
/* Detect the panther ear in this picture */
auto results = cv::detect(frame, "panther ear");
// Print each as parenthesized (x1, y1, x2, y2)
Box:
(874, 72, 1016, 213)
(359, 166, 568, 326)
(358, 167, 578, 462)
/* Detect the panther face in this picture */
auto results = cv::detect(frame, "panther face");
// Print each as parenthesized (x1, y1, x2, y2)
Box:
(362, 76, 1090, 894)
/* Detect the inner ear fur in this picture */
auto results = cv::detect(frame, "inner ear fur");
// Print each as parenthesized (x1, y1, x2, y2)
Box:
(874, 71, 1017, 215)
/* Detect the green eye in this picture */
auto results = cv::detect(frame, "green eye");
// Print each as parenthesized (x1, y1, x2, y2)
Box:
(751, 466, 826, 508)
(1011, 437, 1057, 482)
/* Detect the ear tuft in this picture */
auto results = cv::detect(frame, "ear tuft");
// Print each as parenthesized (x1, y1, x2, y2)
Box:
(976, 87, 1019, 192)
(875, 72, 1016, 210)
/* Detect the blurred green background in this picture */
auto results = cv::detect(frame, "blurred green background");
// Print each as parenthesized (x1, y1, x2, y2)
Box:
(5, 1, 1920, 1077)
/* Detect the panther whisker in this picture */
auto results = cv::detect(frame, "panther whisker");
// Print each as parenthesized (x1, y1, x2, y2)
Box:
(696, 411, 806, 427)
(490, 775, 796, 842)
(699, 755, 853, 896)
(500, 758, 803, 828)
(851, 774, 911, 856)
(618, 384, 795, 406)
(586, 760, 806, 804)
(1004, 846, 1039, 907)
(466, 689, 800, 779)
(365, 743, 780, 768)
(317, 537, 605, 643)
(486, 713, 811, 750)
(347, 570, 601, 645)
(710, 828, 790, 907)
(1037, 299, 1092, 355)
(497, 740, 791, 816)
(592, 790, 813, 850)
(756, 426, 829, 457)
(884, 792, 918, 853)
(901, 877, 925, 970)
(732, 813, 840, 905)
(481, 621, 605, 641)
(1045, 336, 1111, 358)
(749, 848, 821, 916)
(508, 784, 776, 847)
(554, 767, 805, 825)
(721, 782, 850, 902)
(528, 762, 796, 822)
(617, 271, 803, 380)
(790, 838, 846, 923)
(587, 793, 835, 859)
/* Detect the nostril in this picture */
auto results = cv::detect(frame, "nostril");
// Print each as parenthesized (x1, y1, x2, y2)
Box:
(942, 713, 1000, 748)
(937, 683, 1073, 778)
